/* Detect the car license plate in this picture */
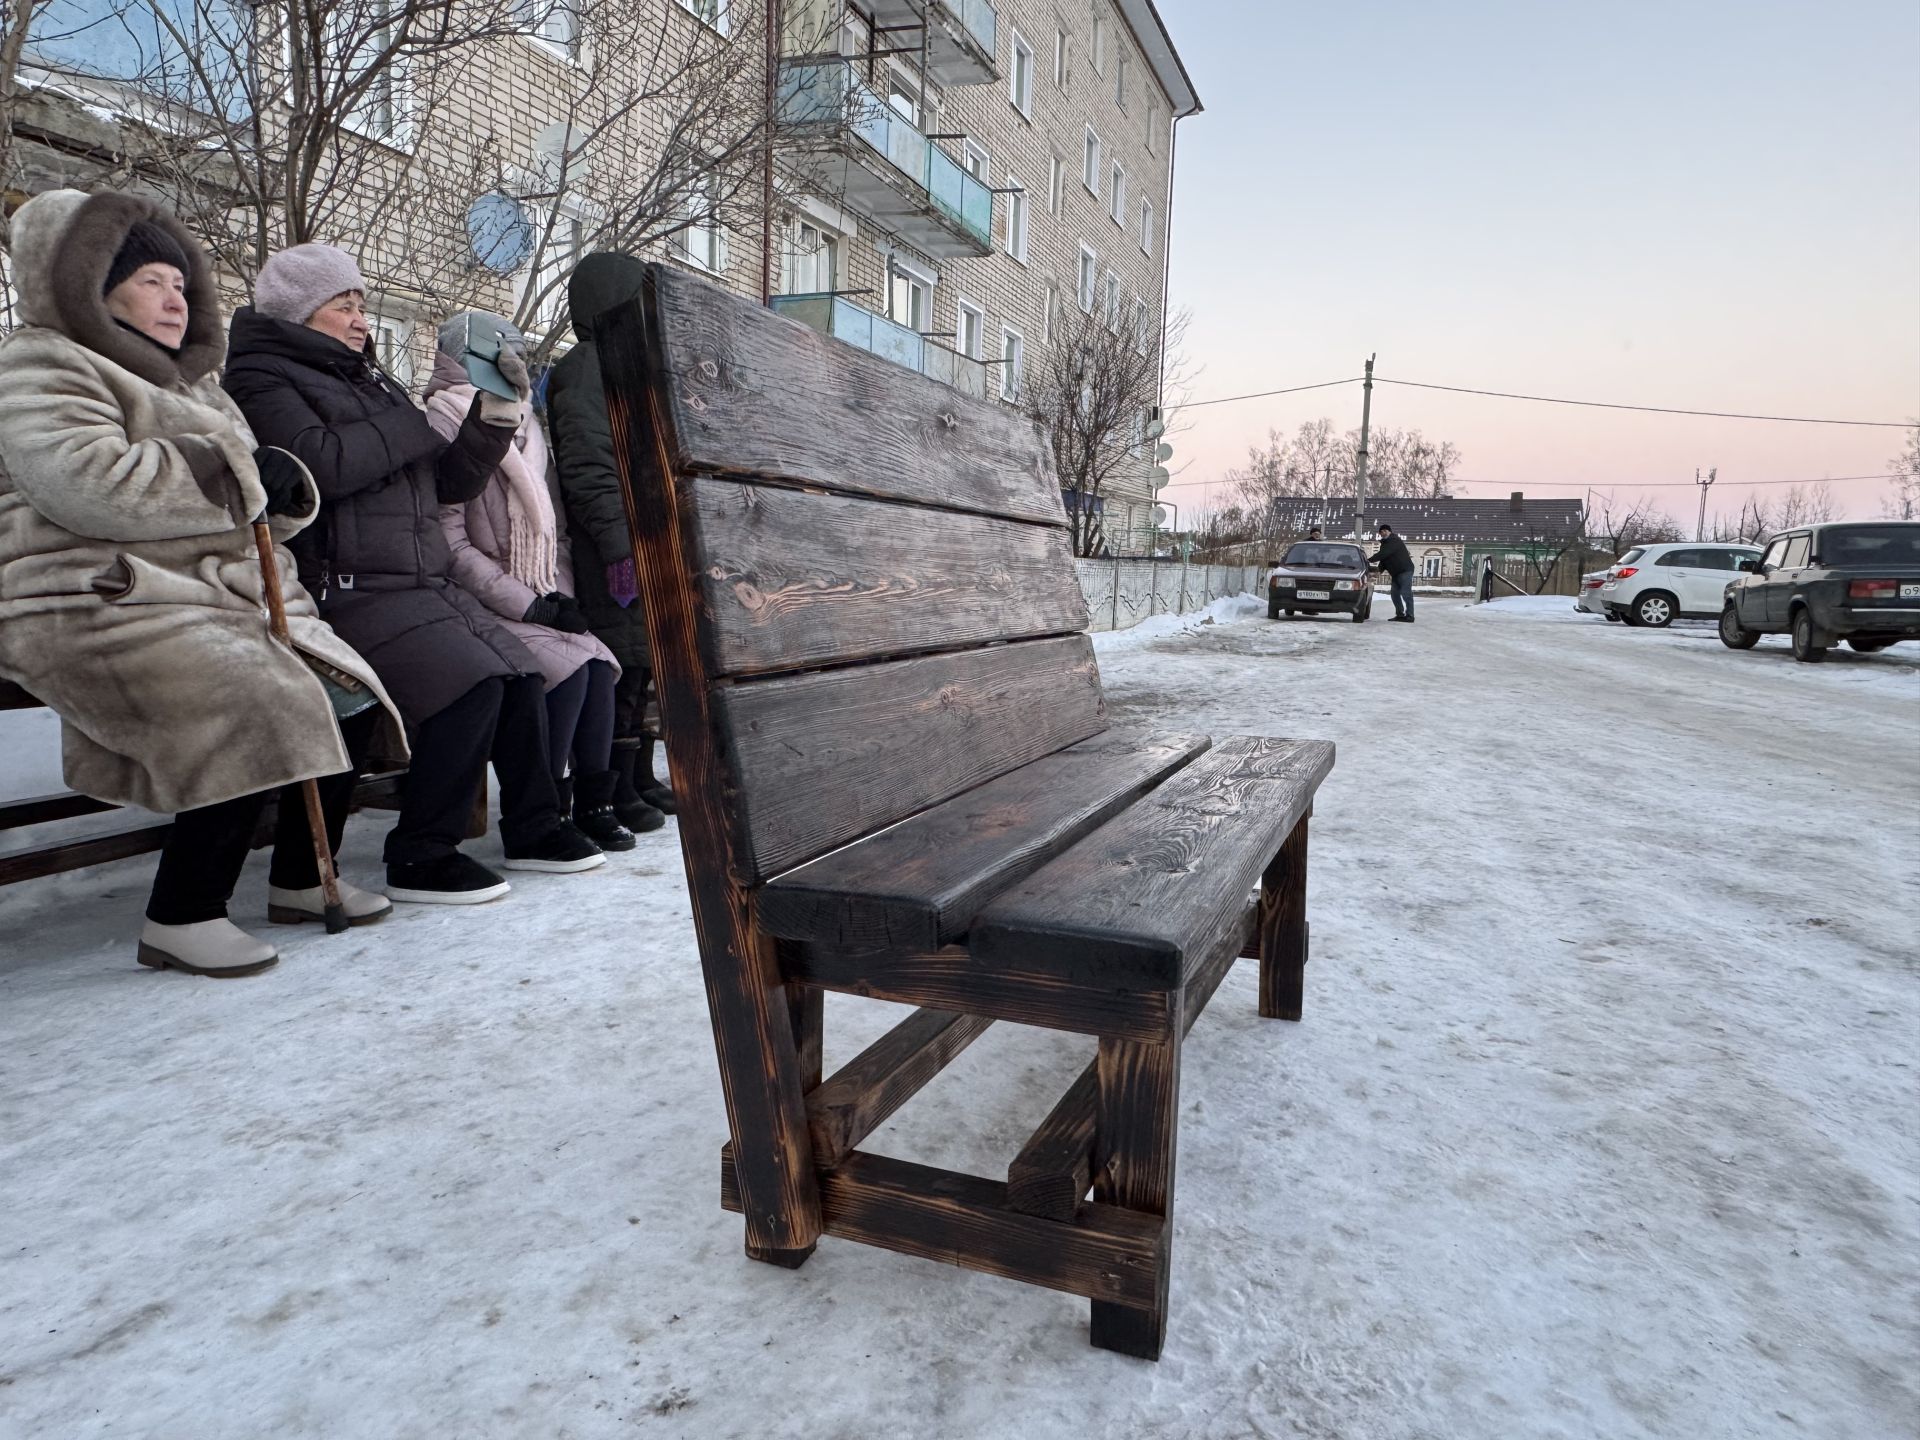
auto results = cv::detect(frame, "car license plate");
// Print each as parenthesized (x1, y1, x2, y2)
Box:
(1297, 589, 1330, 601)
(1903, 583, 1920, 598)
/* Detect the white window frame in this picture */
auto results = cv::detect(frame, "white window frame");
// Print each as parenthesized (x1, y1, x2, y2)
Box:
(1115, 47, 1128, 109)
(955, 296, 986, 360)
(1003, 177, 1028, 262)
(1102, 269, 1120, 329)
(1082, 126, 1101, 195)
(1139, 197, 1153, 254)
(1145, 101, 1160, 152)
(1077, 246, 1097, 312)
(1000, 324, 1024, 402)
(1090, 14, 1105, 74)
(1009, 30, 1034, 116)
(675, 0, 729, 35)
(885, 254, 935, 331)
(1053, 26, 1068, 86)
(1110, 161, 1125, 224)
(523, 199, 594, 339)
(963, 139, 991, 183)
(334, 2, 414, 149)
(518, 0, 583, 63)
(670, 169, 728, 275)
(780, 216, 841, 295)
(1042, 279, 1058, 344)
(1048, 152, 1066, 215)
(1132, 296, 1149, 355)
(369, 314, 415, 390)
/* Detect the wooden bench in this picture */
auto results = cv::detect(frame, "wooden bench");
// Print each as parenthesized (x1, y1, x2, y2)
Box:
(599, 264, 1335, 1360)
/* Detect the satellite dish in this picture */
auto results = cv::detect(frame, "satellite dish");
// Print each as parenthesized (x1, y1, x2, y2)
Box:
(1153, 441, 1173, 464)
(1150, 466, 1171, 489)
(467, 191, 534, 274)
(1151, 506, 1168, 526)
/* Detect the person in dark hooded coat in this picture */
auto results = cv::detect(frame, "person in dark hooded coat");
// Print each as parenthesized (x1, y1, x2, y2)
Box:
(223, 244, 606, 903)
(544, 253, 673, 830)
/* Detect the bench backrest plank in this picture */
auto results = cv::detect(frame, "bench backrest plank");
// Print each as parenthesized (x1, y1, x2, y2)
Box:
(603, 264, 1112, 886)
(685, 477, 1088, 678)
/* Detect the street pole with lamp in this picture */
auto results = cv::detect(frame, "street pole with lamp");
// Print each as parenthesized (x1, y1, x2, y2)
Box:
(1695, 466, 1717, 541)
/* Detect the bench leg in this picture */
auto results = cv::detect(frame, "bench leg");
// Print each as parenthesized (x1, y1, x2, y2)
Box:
(1088, 1030, 1181, 1359)
(1258, 809, 1310, 1021)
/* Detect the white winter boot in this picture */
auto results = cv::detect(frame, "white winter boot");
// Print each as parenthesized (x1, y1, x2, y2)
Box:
(137, 919, 279, 977)
(266, 880, 394, 926)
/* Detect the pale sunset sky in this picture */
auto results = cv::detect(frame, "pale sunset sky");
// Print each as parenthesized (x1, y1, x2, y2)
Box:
(1159, 0, 1920, 527)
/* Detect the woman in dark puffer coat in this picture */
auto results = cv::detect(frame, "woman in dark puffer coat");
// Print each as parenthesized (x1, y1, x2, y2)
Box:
(223, 244, 603, 904)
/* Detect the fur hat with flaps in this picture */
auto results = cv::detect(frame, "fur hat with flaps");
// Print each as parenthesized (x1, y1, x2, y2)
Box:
(8, 189, 225, 387)
(7, 189, 222, 389)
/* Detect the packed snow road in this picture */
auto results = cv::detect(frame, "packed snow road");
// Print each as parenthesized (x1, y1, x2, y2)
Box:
(1, 596, 1914, 1440)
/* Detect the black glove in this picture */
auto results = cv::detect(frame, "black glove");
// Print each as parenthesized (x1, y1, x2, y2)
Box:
(524, 591, 590, 633)
(253, 446, 311, 517)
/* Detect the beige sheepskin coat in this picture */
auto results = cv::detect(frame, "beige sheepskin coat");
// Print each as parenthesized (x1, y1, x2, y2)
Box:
(0, 189, 403, 813)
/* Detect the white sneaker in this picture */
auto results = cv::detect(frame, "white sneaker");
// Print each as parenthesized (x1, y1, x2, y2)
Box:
(267, 880, 394, 926)
(137, 919, 279, 978)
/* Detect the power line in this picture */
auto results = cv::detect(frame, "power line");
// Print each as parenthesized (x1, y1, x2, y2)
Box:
(1373, 378, 1911, 428)
(1447, 472, 1898, 490)
(1174, 374, 1913, 427)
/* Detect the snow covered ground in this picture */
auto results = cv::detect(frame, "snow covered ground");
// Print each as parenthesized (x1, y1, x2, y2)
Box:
(2, 598, 1916, 1440)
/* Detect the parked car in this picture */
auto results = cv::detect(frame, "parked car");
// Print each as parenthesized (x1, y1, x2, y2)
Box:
(1601, 542, 1764, 627)
(1718, 521, 1920, 662)
(1577, 548, 1644, 618)
(1266, 541, 1374, 622)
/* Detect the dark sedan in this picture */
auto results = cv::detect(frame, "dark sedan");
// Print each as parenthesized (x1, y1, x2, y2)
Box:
(1266, 541, 1375, 622)
(1719, 521, 1920, 661)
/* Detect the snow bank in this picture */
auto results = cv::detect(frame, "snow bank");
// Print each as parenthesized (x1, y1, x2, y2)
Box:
(1090, 591, 1266, 652)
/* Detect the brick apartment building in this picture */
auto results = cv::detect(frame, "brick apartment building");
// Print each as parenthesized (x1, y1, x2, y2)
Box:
(5, 0, 1199, 549)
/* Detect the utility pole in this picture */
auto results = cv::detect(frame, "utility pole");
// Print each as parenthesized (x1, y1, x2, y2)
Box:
(1352, 354, 1375, 541)
(1695, 466, 1717, 541)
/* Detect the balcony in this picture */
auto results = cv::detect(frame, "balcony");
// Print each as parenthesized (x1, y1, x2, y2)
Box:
(863, 0, 999, 86)
(776, 58, 994, 258)
(771, 293, 989, 400)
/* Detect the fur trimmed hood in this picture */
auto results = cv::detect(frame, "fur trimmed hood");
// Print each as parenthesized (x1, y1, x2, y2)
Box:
(9, 188, 227, 387)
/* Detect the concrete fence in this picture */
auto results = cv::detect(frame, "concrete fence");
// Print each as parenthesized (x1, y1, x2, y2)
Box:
(1076, 558, 1266, 633)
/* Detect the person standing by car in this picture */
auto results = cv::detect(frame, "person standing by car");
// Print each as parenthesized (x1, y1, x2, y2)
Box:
(1369, 522, 1416, 622)
(224, 244, 605, 905)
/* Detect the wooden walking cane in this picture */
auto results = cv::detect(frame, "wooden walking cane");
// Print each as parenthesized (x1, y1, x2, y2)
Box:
(251, 516, 350, 934)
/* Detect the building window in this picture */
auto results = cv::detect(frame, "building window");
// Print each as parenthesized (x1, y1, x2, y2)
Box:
(1132, 296, 1149, 354)
(1091, 14, 1105, 73)
(964, 140, 990, 183)
(1048, 152, 1066, 215)
(1000, 325, 1024, 401)
(1115, 48, 1128, 109)
(335, 1, 412, 146)
(1042, 280, 1058, 343)
(1009, 31, 1034, 115)
(1077, 246, 1096, 312)
(886, 260, 932, 330)
(1109, 162, 1125, 224)
(676, 0, 729, 34)
(670, 170, 726, 273)
(1423, 551, 1445, 578)
(525, 205, 590, 338)
(1145, 101, 1160, 151)
(780, 218, 838, 294)
(1053, 26, 1068, 85)
(1102, 270, 1120, 328)
(370, 314, 415, 390)
(1003, 179, 1028, 262)
(1082, 126, 1101, 194)
(956, 298, 985, 360)
(1139, 198, 1153, 254)
(887, 69, 924, 124)
(518, 0, 581, 62)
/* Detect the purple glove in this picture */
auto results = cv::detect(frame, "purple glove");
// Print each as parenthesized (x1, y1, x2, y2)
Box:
(606, 557, 639, 609)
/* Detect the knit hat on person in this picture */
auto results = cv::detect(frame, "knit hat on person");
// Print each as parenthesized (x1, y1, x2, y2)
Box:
(254, 242, 368, 324)
(101, 219, 192, 296)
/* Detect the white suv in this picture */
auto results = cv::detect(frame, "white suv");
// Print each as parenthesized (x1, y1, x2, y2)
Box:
(1602, 543, 1763, 627)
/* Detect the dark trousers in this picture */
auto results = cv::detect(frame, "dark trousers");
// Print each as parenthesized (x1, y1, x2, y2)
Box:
(543, 659, 617, 780)
(1267, 586, 1283, 619)
(1390, 571, 1415, 618)
(385, 674, 561, 865)
(612, 663, 664, 784)
(146, 708, 378, 925)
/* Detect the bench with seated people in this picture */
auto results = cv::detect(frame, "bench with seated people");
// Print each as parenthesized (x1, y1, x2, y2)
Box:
(596, 264, 1337, 1359)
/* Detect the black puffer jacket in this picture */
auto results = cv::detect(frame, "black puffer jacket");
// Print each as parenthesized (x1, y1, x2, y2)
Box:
(1369, 532, 1414, 577)
(546, 254, 648, 672)
(223, 307, 535, 727)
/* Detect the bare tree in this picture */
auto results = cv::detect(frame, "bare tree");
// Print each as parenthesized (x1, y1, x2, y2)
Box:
(7, 0, 767, 358)
(1774, 480, 1839, 530)
(1884, 425, 1919, 521)
(1025, 304, 1186, 557)
(1589, 491, 1684, 555)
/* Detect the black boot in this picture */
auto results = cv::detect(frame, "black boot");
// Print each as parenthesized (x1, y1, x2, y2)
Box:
(637, 734, 677, 814)
(611, 745, 668, 832)
(574, 769, 641, 850)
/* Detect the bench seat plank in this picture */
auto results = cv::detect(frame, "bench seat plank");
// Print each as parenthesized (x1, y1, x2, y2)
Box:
(686, 476, 1088, 678)
(757, 730, 1210, 951)
(969, 736, 1336, 991)
(717, 633, 1108, 882)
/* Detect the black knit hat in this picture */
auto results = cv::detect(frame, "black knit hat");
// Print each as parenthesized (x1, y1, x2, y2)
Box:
(102, 219, 192, 296)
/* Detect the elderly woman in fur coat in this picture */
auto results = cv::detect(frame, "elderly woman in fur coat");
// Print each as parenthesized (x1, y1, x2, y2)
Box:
(426, 313, 658, 852)
(0, 190, 406, 977)
(223, 245, 609, 906)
